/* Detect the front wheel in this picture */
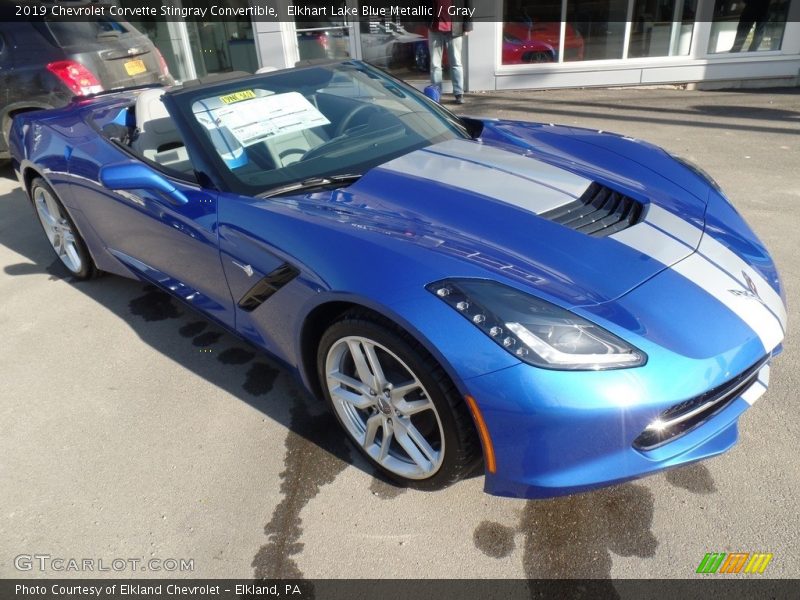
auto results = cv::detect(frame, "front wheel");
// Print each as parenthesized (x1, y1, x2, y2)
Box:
(317, 311, 480, 490)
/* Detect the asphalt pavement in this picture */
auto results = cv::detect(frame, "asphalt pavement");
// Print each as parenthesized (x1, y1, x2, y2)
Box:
(0, 85, 798, 581)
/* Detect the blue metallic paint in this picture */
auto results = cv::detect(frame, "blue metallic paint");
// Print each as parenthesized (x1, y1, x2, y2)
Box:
(100, 162, 189, 204)
(10, 81, 786, 499)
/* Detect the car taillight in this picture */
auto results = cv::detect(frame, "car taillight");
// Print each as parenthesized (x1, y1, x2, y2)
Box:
(47, 61, 103, 96)
(155, 48, 170, 77)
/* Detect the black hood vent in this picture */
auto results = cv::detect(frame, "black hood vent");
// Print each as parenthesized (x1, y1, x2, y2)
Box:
(539, 182, 643, 237)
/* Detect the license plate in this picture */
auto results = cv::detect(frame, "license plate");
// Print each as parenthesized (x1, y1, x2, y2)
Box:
(124, 59, 146, 76)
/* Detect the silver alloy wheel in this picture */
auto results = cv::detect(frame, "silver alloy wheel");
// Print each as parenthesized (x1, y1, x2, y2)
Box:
(33, 186, 82, 274)
(325, 336, 445, 479)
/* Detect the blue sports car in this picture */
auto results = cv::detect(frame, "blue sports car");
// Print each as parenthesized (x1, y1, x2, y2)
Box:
(10, 61, 786, 499)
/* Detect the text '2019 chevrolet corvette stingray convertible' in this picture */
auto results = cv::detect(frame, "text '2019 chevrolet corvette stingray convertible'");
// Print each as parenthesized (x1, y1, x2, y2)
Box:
(10, 61, 786, 499)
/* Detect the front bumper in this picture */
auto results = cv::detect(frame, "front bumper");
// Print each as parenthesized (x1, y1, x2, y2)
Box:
(465, 350, 774, 499)
(455, 188, 786, 499)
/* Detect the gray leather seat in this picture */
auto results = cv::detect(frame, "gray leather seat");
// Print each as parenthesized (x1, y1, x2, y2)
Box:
(131, 89, 193, 174)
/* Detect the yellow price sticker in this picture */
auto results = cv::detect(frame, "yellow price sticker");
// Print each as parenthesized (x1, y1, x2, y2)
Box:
(219, 90, 256, 104)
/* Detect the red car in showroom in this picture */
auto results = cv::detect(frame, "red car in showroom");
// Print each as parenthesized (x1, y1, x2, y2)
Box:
(504, 21, 585, 62)
(412, 22, 584, 71)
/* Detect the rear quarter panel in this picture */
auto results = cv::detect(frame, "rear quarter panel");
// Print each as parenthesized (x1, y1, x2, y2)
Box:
(11, 96, 141, 278)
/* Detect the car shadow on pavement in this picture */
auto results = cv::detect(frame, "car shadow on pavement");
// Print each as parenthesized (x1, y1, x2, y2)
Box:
(467, 483, 658, 598)
(0, 175, 429, 577)
(0, 162, 16, 181)
(0, 175, 366, 465)
(470, 461, 717, 589)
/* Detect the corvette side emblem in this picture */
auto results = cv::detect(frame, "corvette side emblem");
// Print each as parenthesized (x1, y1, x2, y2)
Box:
(232, 260, 254, 277)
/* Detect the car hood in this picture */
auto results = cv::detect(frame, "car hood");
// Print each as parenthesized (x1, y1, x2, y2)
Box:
(328, 131, 710, 308)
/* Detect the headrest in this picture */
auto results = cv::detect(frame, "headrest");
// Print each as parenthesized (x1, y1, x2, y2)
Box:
(135, 88, 170, 133)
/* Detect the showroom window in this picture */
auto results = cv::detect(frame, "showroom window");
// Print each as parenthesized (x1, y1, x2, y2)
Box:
(296, 20, 351, 61)
(503, 0, 566, 63)
(707, 0, 790, 53)
(123, 0, 258, 80)
(357, 19, 428, 78)
(629, 0, 697, 57)
(502, 0, 697, 65)
(565, 0, 628, 61)
(294, 0, 351, 61)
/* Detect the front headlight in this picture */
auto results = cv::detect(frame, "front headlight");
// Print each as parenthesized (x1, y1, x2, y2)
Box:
(427, 279, 647, 370)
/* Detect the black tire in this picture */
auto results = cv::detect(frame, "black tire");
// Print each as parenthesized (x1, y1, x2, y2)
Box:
(29, 177, 98, 280)
(317, 309, 480, 490)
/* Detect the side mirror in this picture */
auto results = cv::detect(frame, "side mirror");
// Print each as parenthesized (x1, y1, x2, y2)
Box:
(460, 116, 484, 139)
(99, 162, 188, 204)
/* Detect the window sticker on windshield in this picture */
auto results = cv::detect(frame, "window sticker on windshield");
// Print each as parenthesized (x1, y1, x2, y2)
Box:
(219, 90, 256, 104)
(196, 92, 330, 148)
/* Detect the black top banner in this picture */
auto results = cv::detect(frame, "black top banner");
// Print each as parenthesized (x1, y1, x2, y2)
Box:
(2, 1, 499, 23)
(3, 1, 798, 23)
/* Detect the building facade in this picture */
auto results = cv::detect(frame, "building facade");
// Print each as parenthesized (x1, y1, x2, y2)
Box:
(130, 0, 800, 91)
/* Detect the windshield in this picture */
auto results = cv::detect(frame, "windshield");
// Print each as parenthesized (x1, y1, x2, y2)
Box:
(170, 61, 469, 196)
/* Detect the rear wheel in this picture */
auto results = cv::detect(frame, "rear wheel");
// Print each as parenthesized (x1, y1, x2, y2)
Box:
(317, 311, 479, 490)
(30, 177, 97, 279)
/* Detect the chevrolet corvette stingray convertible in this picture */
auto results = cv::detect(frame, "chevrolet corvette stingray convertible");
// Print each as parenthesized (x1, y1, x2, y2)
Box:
(10, 61, 786, 499)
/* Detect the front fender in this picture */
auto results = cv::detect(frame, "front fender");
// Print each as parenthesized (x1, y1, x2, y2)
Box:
(292, 286, 521, 402)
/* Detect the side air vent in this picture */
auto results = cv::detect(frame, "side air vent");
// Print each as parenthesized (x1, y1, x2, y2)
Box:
(238, 263, 299, 312)
(539, 182, 643, 237)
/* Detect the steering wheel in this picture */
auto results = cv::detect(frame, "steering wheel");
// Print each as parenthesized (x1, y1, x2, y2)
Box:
(334, 104, 382, 137)
(297, 136, 345, 163)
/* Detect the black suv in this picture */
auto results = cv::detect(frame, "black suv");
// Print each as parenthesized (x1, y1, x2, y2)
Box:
(0, 17, 172, 159)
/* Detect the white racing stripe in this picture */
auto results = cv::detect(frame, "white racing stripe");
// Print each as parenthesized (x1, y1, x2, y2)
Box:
(697, 234, 788, 332)
(672, 253, 784, 353)
(610, 205, 701, 268)
(423, 139, 593, 197)
(612, 204, 785, 354)
(379, 147, 579, 214)
(644, 204, 703, 249)
(611, 222, 693, 267)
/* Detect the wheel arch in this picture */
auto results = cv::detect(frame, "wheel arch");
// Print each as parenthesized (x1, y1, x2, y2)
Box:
(23, 168, 103, 278)
(299, 300, 356, 401)
(298, 297, 474, 413)
(298, 296, 486, 483)
(21, 163, 45, 198)
(1, 104, 52, 149)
